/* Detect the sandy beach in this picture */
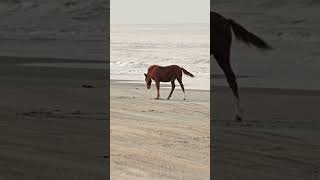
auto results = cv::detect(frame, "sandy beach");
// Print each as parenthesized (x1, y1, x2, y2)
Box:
(110, 80, 210, 179)
(0, 56, 108, 179)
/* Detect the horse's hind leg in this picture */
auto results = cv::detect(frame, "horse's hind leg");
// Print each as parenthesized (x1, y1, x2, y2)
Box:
(177, 77, 185, 100)
(215, 54, 243, 121)
(167, 79, 176, 100)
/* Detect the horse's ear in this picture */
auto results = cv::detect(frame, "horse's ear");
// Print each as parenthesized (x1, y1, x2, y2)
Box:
(144, 73, 147, 77)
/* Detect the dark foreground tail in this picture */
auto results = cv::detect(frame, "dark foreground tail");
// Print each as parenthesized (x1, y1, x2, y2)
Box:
(228, 19, 272, 50)
(181, 68, 195, 77)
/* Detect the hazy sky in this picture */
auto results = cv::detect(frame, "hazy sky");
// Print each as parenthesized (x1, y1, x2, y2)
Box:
(111, 0, 209, 24)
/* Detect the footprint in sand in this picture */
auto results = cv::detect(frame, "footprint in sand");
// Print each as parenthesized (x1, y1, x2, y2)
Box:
(82, 84, 95, 88)
(71, 110, 81, 115)
(141, 109, 164, 113)
(117, 96, 135, 99)
(19, 109, 53, 117)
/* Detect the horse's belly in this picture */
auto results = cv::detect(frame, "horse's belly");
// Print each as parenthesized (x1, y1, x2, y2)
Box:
(160, 74, 176, 82)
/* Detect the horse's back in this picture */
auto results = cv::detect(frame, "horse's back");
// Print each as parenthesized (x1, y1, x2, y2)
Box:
(169, 65, 181, 69)
(154, 65, 182, 82)
(157, 65, 181, 71)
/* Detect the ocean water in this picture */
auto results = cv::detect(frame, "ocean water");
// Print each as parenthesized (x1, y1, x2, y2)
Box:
(111, 23, 210, 90)
(0, 0, 107, 61)
(211, 2, 320, 91)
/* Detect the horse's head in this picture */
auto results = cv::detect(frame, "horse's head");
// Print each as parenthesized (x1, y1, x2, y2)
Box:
(144, 73, 152, 89)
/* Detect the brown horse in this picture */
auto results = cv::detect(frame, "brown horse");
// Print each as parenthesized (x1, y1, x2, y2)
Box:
(144, 65, 194, 100)
(211, 11, 272, 121)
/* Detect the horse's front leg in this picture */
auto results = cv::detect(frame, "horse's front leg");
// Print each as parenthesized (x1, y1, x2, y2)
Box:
(155, 81, 160, 99)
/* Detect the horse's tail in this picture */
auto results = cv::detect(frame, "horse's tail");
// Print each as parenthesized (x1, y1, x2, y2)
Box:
(228, 19, 272, 50)
(181, 68, 195, 77)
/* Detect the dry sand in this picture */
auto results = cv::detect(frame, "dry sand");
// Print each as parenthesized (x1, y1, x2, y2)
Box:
(110, 80, 210, 179)
(0, 56, 108, 179)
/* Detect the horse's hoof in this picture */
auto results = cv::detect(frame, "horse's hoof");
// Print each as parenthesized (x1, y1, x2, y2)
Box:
(235, 115, 242, 122)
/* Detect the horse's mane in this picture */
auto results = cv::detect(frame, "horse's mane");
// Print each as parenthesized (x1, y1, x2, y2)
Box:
(147, 64, 158, 72)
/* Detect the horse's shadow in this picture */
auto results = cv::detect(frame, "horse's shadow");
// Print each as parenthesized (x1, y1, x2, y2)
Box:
(152, 97, 165, 100)
(151, 97, 188, 101)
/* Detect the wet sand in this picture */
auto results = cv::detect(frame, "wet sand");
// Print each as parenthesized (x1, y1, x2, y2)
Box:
(0, 56, 108, 179)
(212, 85, 320, 180)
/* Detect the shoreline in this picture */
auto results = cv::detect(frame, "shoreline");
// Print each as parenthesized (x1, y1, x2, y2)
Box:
(111, 79, 210, 92)
(214, 85, 320, 96)
(112, 78, 320, 95)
